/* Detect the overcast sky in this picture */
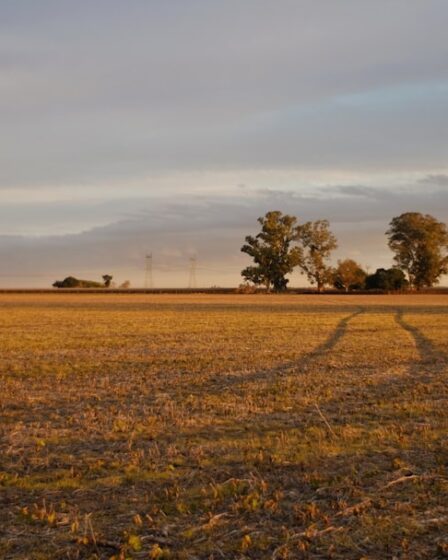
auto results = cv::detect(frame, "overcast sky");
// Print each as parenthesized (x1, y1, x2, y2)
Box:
(1, 0, 447, 287)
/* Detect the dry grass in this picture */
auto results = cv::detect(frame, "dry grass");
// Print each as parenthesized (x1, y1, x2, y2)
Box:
(0, 294, 447, 559)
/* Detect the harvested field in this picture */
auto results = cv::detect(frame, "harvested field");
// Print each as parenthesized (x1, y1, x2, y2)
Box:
(1, 294, 448, 559)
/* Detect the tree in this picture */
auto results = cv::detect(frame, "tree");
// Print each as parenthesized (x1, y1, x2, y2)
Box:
(52, 276, 103, 288)
(241, 211, 302, 292)
(297, 220, 338, 292)
(365, 268, 408, 291)
(53, 276, 79, 288)
(119, 280, 131, 289)
(387, 212, 448, 289)
(332, 259, 367, 292)
(102, 274, 113, 288)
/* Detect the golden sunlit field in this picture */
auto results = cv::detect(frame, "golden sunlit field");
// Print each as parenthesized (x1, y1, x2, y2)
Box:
(1, 294, 448, 560)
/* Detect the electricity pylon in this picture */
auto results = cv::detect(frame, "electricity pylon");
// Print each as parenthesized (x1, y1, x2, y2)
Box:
(145, 253, 153, 289)
(188, 256, 197, 289)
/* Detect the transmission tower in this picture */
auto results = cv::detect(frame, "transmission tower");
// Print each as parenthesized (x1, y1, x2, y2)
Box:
(188, 256, 197, 289)
(145, 253, 153, 289)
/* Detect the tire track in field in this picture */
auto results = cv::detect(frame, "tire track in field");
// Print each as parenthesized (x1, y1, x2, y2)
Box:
(394, 309, 446, 370)
(301, 308, 364, 363)
(206, 308, 365, 393)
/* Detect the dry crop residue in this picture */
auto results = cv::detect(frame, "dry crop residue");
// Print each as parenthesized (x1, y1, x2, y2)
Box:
(0, 294, 447, 559)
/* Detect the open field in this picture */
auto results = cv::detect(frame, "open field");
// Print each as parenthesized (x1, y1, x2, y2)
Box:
(1, 294, 448, 559)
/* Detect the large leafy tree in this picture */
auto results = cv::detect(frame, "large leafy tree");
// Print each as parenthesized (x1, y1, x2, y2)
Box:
(387, 212, 448, 289)
(297, 220, 338, 292)
(241, 211, 302, 292)
(332, 259, 367, 292)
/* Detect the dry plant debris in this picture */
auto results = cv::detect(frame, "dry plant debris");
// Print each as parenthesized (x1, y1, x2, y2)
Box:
(0, 293, 447, 559)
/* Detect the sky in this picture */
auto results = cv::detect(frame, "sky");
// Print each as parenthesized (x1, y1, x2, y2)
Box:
(1, 0, 447, 287)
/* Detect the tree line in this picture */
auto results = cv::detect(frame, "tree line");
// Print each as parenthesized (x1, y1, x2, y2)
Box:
(241, 211, 448, 292)
(53, 275, 131, 289)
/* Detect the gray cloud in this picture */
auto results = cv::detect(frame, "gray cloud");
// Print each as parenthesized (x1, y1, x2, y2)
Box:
(418, 174, 448, 187)
(331, 186, 384, 198)
(1, 1, 448, 186)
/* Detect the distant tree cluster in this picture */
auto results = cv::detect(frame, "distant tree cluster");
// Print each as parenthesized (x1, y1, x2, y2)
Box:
(241, 211, 448, 292)
(240, 211, 338, 292)
(53, 275, 117, 289)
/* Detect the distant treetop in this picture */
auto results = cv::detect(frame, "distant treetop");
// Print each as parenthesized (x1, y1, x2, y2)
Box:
(53, 276, 110, 289)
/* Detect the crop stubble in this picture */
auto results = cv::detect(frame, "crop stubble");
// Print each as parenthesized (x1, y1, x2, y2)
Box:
(0, 294, 447, 559)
